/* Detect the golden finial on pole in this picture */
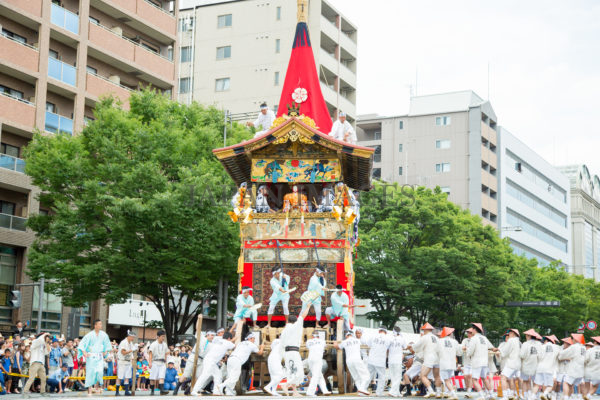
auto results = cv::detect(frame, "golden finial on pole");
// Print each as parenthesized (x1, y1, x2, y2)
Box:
(297, 0, 308, 23)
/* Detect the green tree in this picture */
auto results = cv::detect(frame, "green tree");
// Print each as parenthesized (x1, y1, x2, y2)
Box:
(24, 90, 250, 343)
(355, 182, 525, 336)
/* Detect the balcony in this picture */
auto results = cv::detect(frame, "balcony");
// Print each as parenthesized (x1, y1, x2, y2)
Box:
(0, 93, 35, 130)
(136, 0, 176, 37)
(48, 57, 76, 86)
(320, 16, 338, 43)
(45, 111, 74, 135)
(0, 154, 26, 174)
(0, 33, 39, 75)
(51, 3, 79, 35)
(1, 0, 42, 17)
(88, 22, 175, 84)
(86, 73, 132, 109)
(94, 0, 176, 38)
(0, 213, 27, 231)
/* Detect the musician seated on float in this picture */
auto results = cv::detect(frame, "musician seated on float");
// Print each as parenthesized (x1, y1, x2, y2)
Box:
(316, 185, 335, 212)
(255, 184, 275, 213)
(282, 184, 307, 212)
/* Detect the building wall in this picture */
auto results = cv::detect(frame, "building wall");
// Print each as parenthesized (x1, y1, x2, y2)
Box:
(356, 91, 498, 226)
(499, 128, 571, 267)
(0, 0, 179, 337)
(177, 0, 357, 122)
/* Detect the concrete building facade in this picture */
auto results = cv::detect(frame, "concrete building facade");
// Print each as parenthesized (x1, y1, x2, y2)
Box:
(558, 165, 600, 280)
(498, 128, 571, 267)
(0, 0, 178, 337)
(356, 90, 499, 227)
(177, 0, 357, 122)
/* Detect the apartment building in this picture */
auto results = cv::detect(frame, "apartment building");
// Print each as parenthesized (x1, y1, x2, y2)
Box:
(177, 0, 357, 122)
(498, 128, 571, 267)
(357, 90, 499, 226)
(0, 0, 178, 336)
(558, 165, 600, 281)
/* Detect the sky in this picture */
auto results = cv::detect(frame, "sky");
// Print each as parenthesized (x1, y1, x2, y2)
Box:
(326, 0, 600, 174)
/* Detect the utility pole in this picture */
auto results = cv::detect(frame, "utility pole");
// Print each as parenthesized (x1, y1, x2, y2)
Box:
(16, 278, 45, 334)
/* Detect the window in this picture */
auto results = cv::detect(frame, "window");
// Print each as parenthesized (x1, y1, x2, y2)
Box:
(86, 65, 97, 74)
(46, 102, 56, 113)
(49, 49, 59, 59)
(0, 246, 17, 323)
(435, 163, 451, 173)
(441, 186, 450, 196)
(88, 15, 99, 25)
(140, 42, 158, 54)
(276, 6, 281, 20)
(435, 116, 451, 126)
(435, 139, 451, 149)
(372, 168, 381, 179)
(0, 85, 24, 100)
(1, 144, 20, 158)
(179, 17, 194, 32)
(217, 14, 232, 28)
(216, 45, 231, 60)
(0, 201, 15, 216)
(275, 39, 280, 53)
(515, 162, 522, 172)
(84, 116, 95, 125)
(372, 145, 381, 162)
(179, 77, 190, 94)
(398, 167, 403, 176)
(398, 143, 403, 152)
(215, 77, 230, 92)
(274, 71, 280, 86)
(1, 28, 26, 44)
(180, 46, 192, 62)
(32, 287, 62, 334)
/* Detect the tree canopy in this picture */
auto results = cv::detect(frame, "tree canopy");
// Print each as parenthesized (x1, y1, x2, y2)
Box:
(355, 182, 600, 341)
(24, 90, 250, 343)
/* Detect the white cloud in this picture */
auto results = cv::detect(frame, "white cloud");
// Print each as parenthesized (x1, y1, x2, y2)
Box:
(328, 0, 600, 174)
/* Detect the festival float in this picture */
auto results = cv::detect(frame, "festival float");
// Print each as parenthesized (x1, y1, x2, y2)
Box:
(212, 0, 374, 393)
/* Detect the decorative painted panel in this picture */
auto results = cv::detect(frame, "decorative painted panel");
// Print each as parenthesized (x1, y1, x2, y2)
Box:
(251, 158, 341, 183)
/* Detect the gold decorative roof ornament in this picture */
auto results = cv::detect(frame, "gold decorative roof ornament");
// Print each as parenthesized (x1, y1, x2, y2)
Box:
(297, 0, 308, 23)
(271, 114, 317, 130)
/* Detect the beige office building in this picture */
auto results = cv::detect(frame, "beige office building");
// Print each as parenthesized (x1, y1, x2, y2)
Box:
(177, 0, 357, 122)
(558, 165, 600, 281)
(357, 91, 499, 226)
(0, 0, 178, 336)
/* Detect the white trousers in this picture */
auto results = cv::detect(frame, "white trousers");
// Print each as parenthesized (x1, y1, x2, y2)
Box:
(389, 363, 403, 396)
(347, 360, 369, 393)
(301, 300, 321, 321)
(149, 362, 166, 381)
(266, 357, 286, 391)
(284, 351, 304, 386)
(234, 309, 257, 322)
(117, 363, 133, 380)
(368, 364, 386, 396)
(267, 299, 290, 315)
(192, 361, 222, 394)
(306, 359, 328, 396)
(222, 356, 242, 394)
(182, 358, 202, 380)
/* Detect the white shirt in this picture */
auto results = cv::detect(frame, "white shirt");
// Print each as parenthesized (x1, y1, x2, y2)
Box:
(467, 333, 493, 369)
(461, 338, 471, 366)
(30, 335, 48, 364)
(149, 340, 169, 362)
(117, 338, 137, 364)
(306, 338, 326, 361)
(520, 339, 542, 376)
(253, 110, 276, 136)
(230, 340, 259, 363)
(388, 335, 407, 365)
(329, 119, 357, 144)
(585, 346, 600, 379)
(437, 337, 461, 371)
(205, 337, 235, 363)
(413, 333, 440, 366)
(280, 316, 304, 348)
(500, 337, 521, 371)
(559, 343, 585, 379)
(537, 342, 559, 374)
(366, 333, 391, 368)
(339, 337, 363, 363)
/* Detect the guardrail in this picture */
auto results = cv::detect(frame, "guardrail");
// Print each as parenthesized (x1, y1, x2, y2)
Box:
(0, 154, 25, 174)
(0, 213, 26, 231)
(48, 58, 76, 86)
(51, 3, 79, 34)
(45, 111, 73, 135)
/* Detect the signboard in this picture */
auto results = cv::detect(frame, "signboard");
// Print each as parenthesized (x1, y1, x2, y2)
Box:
(505, 301, 560, 307)
(587, 320, 597, 331)
(108, 300, 162, 327)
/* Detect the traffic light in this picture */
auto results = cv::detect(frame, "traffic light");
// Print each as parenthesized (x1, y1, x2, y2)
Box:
(9, 290, 21, 308)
